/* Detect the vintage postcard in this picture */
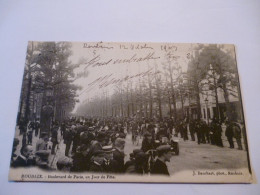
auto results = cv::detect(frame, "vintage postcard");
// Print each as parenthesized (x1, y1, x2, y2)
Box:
(9, 41, 255, 183)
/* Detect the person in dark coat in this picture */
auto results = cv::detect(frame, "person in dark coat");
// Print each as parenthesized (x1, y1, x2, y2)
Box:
(89, 150, 106, 173)
(182, 122, 188, 141)
(242, 125, 248, 151)
(189, 120, 196, 141)
(72, 124, 85, 154)
(34, 120, 40, 137)
(60, 123, 66, 138)
(211, 119, 223, 147)
(156, 126, 169, 141)
(112, 138, 125, 173)
(124, 149, 142, 173)
(147, 121, 156, 139)
(203, 121, 210, 144)
(12, 145, 35, 168)
(233, 122, 243, 150)
(151, 145, 173, 176)
(195, 120, 202, 144)
(209, 121, 216, 145)
(200, 121, 206, 144)
(19, 119, 27, 135)
(64, 126, 74, 156)
(141, 132, 156, 153)
(27, 121, 34, 144)
(71, 144, 89, 172)
(71, 131, 96, 172)
(88, 132, 107, 158)
(133, 151, 147, 175)
(51, 125, 59, 154)
(225, 121, 234, 148)
(102, 145, 118, 173)
(89, 148, 118, 173)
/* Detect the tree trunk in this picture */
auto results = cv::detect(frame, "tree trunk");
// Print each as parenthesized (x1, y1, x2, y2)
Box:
(218, 63, 232, 120)
(213, 76, 220, 120)
(168, 95, 172, 116)
(25, 75, 32, 124)
(195, 82, 201, 120)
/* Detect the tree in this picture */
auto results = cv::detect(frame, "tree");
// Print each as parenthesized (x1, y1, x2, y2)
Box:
(198, 44, 239, 120)
(162, 53, 182, 121)
(18, 42, 80, 123)
(187, 46, 207, 120)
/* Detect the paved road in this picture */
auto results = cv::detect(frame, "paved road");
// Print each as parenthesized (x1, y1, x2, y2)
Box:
(123, 132, 249, 175)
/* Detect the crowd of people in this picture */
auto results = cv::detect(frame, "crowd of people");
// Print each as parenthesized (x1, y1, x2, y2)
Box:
(11, 116, 244, 176)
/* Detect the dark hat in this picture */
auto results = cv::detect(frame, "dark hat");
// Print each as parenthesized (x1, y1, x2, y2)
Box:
(92, 150, 105, 157)
(87, 133, 95, 141)
(80, 131, 89, 140)
(96, 132, 107, 141)
(135, 152, 147, 163)
(129, 153, 134, 158)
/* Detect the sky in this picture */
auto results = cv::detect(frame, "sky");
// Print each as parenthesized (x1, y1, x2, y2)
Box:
(67, 42, 234, 112)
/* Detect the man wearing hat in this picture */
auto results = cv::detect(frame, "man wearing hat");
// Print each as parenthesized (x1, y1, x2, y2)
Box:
(147, 121, 156, 139)
(12, 145, 35, 167)
(141, 132, 155, 153)
(225, 120, 234, 148)
(124, 149, 142, 172)
(51, 124, 59, 154)
(102, 145, 118, 173)
(27, 120, 34, 145)
(134, 151, 147, 175)
(89, 150, 106, 172)
(71, 123, 82, 154)
(88, 132, 108, 159)
(64, 125, 74, 156)
(151, 145, 173, 176)
(156, 125, 170, 141)
(34, 120, 40, 137)
(113, 138, 125, 173)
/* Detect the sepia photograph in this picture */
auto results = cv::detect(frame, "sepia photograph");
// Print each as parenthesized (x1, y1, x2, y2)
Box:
(8, 41, 254, 183)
